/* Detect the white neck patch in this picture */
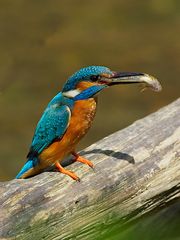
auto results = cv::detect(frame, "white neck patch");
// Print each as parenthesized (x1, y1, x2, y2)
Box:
(63, 89, 81, 98)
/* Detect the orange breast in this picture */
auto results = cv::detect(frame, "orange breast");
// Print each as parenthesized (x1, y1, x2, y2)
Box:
(39, 98, 97, 166)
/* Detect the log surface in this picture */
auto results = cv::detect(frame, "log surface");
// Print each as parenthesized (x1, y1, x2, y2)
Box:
(0, 98, 180, 240)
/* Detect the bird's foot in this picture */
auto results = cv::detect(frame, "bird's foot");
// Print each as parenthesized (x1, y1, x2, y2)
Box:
(55, 162, 80, 182)
(71, 151, 94, 169)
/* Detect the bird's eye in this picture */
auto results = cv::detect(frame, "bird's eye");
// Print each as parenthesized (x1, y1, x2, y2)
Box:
(90, 75, 101, 81)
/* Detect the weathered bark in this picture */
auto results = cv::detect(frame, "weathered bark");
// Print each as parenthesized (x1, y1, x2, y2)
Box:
(0, 98, 180, 240)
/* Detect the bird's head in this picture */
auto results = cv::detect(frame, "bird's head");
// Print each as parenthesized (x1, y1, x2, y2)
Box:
(62, 66, 161, 100)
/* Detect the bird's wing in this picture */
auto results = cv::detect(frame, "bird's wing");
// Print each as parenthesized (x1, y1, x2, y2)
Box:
(27, 104, 71, 158)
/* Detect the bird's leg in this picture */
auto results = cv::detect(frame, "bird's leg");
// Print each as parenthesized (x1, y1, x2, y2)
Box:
(55, 162, 80, 182)
(71, 151, 94, 169)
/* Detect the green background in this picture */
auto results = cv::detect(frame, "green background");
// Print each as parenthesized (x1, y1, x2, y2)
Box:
(0, 0, 179, 180)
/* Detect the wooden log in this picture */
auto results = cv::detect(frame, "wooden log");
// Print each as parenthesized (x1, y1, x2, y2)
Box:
(0, 98, 180, 240)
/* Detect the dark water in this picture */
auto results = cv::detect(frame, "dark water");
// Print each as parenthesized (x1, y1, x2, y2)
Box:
(63, 200, 180, 240)
(97, 201, 180, 240)
(0, 1, 179, 180)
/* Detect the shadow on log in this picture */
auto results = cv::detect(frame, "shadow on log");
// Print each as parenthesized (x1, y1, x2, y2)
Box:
(0, 98, 180, 240)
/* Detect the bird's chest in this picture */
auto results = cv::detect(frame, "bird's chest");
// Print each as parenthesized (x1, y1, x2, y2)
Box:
(69, 98, 97, 139)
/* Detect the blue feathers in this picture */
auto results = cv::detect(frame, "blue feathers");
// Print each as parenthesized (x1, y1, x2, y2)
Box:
(16, 94, 72, 178)
(62, 66, 112, 92)
(28, 93, 73, 157)
(74, 85, 107, 100)
(16, 158, 38, 179)
(30, 105, 70, 155)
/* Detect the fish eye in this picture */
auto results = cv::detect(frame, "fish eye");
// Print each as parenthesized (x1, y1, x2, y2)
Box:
(90, 75, 101, 81)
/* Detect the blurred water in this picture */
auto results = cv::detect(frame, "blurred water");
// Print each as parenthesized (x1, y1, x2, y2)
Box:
(0, 0, 179, 180)
(96, 200, 180, 240)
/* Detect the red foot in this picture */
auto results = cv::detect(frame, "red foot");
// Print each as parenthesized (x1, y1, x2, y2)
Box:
(71, 151, 94, 169)
(55, 162, 80, 182)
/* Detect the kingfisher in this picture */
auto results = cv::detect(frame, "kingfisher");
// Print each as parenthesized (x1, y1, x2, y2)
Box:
(16, 66, 161, 181)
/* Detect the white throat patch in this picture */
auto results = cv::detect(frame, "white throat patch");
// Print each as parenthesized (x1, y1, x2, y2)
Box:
(63, 89, 81, 98)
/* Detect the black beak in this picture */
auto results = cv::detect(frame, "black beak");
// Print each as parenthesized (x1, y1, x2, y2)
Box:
(109, 72, 145, 85)
(102, 72, 162, 92)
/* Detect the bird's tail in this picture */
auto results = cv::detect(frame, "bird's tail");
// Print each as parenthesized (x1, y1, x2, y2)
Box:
(16, 158, 38, 179)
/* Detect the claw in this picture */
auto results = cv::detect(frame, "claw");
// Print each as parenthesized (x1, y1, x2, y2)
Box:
(71, 151, 94, 169)
(55, 162, 80, 182)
